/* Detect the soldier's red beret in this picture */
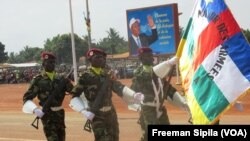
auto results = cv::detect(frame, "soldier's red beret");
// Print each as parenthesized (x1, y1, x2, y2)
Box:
(86, 48, 107, 60)
(41, 51, 56, 60)
(137, 47, 152, 56)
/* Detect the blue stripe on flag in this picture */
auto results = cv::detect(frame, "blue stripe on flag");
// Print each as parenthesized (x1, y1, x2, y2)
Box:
(223, 32, 250, 81)
(200, 0, 227, 23)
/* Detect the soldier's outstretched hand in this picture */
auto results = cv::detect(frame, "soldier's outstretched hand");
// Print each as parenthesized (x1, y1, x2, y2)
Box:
(81, 110, 95, 121)
(168, 56, 179, 65)
(133, 92, 144, 103)
(34, 108, 44, 118)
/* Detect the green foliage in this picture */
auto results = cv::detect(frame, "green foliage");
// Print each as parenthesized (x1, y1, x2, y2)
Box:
(0, 42, 9, 63)
(242, 29, 250, 44)
(44, 33, 88, 64)
(4, 27, 250, 65)
(97, 28, 128, 55)
(7, 46, 42, 63)
(4, 28, 129, 64)
(7, 52, 16, 63)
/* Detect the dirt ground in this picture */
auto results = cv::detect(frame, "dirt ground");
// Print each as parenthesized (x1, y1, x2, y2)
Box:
(0, 78, 250, 141)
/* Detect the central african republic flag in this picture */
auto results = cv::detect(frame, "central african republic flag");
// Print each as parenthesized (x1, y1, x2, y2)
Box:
(176, 0, 250, 124)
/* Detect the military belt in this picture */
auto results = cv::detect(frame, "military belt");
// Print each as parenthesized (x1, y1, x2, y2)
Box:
(141, 101, 157, 107)
(50, 106, 63, 111)
(99, 106, 111, 112)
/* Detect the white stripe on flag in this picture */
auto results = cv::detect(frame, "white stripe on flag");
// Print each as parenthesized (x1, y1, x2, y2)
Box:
(202, 45, 250, 102)
(192, 1, 209, 41)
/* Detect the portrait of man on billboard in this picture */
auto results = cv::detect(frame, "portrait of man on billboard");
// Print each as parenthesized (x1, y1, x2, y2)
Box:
(127, 4, 180, 56)
(128, 15, 158, 56)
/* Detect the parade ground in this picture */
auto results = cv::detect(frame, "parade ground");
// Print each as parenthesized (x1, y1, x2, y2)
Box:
(0, 78, 250, 141)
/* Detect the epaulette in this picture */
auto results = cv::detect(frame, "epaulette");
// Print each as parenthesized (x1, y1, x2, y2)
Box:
(33, 74, 42, 80)
(133, 66, 143, 75)
(84, 69, 96, 78)
(30, 74, 42, 85)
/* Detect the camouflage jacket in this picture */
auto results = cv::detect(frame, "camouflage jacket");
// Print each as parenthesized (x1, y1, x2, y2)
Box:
(131, 66, 176, 106)
(71, 67, 125, 113)
(23, 71, 73, 108)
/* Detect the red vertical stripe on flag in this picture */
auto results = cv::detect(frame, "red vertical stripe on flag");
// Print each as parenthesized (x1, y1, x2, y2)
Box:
(193, 9, 241, 71)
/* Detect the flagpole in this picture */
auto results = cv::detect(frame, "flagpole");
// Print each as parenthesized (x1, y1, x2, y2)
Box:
(175, 63, 181, 85)
(69, 0, 78, 83)
(86, 0, 91, 50)
(176, 12, 183, 85)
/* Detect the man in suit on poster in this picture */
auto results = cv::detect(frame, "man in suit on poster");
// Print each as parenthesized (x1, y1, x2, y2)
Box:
(129, 15, 158, 56)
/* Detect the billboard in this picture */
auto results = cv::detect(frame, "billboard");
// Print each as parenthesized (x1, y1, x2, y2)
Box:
(126, 3, 180, 56)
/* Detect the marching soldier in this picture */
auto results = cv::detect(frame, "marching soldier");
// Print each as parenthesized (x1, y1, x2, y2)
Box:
(131, 47, 190, 141)
(69, 48, 144, 141)
(22, 51, 74, 141)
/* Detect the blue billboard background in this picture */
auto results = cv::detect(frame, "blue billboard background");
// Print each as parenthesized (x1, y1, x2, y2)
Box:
(127, 4, 179, 55)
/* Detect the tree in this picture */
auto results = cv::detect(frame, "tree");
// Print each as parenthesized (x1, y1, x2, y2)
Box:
(97, 28, 128, 55)
(7, 46, 42, 63)
(44, 33, 88, 64)
(7, 52, 17, 63)
(242, 29, 250, 44)
(19, 46, 42, 62)
(0, 42, 8, 63)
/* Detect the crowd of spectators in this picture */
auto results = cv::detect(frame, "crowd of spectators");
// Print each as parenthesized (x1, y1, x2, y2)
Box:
(0, 65, 74, 84)
(0, 68, 40, 84)
(0, 58, 173, 84)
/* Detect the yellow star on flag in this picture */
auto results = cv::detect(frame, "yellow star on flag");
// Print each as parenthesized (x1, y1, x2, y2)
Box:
(205, 0, 213, 4)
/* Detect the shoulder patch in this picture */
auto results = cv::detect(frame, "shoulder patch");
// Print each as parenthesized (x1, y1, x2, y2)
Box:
(30, 74, 42, 85)
(133, 66, 143, 75)
(33, 74, 42, 79)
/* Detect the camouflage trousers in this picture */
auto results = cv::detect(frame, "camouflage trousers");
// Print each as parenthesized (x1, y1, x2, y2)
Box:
(91, 108, 119, 141)
(41, 110, 66, 141)
(139, 106, 170, 141)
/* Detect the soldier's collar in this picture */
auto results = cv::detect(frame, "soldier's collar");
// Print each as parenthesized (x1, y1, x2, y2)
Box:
(91, 67, 103, 75)
(143, 65, 153, 73)
(45, 71, 55, 80)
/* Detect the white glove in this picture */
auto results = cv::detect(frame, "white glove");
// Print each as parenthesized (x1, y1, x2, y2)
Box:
(33, 108, 44, 118)
(168, 56, 178, 65)
(133, 92, 144, 103)
(234, 101, 244, 112)
(128, 103, 141, 112)
(81, 110, 95, 121)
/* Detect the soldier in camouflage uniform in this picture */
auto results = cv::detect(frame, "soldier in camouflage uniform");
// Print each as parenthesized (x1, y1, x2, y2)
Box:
(22, 52, 73, 141)
(131, 47, 189, 141)
(69, 48, 144, 141)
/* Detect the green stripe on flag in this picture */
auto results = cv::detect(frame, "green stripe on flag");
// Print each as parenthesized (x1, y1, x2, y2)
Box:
(192, 65, 229, 121)
(177, 18, 193, 58)
(182, 18, 193, 40)
(185, 29, 195, 60)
